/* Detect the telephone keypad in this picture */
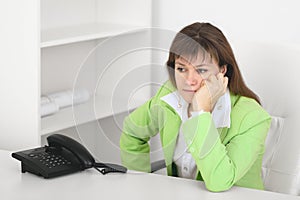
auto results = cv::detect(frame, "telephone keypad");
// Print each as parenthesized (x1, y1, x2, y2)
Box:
(30, 151, 72, 169)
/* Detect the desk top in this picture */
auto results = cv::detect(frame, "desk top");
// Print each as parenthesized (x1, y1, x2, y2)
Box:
(0, 150, 299, 200)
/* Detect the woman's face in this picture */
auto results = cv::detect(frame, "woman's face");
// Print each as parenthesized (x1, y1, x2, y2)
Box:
(174, 55, 224, 103)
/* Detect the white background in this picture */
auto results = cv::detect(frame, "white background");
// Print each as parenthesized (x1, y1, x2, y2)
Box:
(152, 0, 299, 45)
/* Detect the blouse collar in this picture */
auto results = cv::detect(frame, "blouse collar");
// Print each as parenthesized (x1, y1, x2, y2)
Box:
(160, 89, 231, 128)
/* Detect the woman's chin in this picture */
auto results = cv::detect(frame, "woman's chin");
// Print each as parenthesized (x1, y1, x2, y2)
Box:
(182, 96, 193, 104)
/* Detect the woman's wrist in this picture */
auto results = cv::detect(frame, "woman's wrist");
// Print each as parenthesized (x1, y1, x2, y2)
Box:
(190, 110, 209, 118)
(192, 105, 211, 113)
(189, 103, 211, 113)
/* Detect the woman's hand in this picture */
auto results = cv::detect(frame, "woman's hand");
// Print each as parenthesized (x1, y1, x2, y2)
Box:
(191, 73, 228, 112)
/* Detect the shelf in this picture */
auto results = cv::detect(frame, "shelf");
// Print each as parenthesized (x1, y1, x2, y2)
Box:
(41, 94, 148, 135)
(41, 23, 144, 48)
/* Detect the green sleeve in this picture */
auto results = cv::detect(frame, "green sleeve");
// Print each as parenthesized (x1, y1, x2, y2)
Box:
(182, 111, 271, 192)
(120, 81, 175, 172)
(120, 100, 154, 172)
(120, 97, 167, 172)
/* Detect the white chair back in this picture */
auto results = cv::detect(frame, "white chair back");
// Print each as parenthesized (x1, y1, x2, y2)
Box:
(233, 40, 300, 195)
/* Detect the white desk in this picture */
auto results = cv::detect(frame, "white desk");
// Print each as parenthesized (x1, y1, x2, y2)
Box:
(1, 150, 299, 200)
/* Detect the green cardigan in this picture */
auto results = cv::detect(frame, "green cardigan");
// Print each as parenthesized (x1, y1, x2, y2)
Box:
(120, 81, 271, 192)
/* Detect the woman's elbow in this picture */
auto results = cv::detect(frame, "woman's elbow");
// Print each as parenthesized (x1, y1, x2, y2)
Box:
(204, 179, 234, 192)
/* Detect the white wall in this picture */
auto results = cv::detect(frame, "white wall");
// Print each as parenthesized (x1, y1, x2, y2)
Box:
(152, 0, 300, 44)
(0, 0, 40, 150)
(151, 0, 300, 85)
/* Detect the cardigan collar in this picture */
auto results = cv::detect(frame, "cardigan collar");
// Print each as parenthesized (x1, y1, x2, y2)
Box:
(160, 89, 231, 128)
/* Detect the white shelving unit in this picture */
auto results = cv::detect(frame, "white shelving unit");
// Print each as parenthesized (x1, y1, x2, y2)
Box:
(41, 95, 147, 135)
(41, 23, 145, 48)
(41, 0, 152, 137)
(0, 0, 152, 150)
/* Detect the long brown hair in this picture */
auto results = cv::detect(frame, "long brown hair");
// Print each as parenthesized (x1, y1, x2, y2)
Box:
(166, 22, 260, 104)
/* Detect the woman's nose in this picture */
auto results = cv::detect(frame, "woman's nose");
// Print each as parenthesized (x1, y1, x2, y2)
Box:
(186, 70, 200, 85)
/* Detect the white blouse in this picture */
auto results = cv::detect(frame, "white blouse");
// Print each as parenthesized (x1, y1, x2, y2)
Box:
(161, 89, 231, 179)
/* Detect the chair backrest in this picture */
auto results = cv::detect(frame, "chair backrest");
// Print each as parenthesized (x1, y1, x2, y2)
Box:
(232, 40, 300, 195)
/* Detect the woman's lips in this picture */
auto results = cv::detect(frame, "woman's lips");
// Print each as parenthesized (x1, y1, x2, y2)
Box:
(183, 89, 197, 93)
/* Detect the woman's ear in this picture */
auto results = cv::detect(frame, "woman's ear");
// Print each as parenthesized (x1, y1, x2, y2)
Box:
(220, 64, 227, 75)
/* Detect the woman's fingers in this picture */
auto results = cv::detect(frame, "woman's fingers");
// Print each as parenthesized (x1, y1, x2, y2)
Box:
(206, 73, 228, 102)
(192, 73, 228, 112)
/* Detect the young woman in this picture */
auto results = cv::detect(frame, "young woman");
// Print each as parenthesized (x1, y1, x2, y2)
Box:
(120, 22, 271, 192)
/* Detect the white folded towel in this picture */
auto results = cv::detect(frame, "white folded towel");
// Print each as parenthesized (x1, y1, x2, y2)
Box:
(41, 88, 90, 117)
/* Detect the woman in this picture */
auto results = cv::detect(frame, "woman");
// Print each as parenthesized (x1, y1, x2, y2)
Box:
(120, 22, 271, 192)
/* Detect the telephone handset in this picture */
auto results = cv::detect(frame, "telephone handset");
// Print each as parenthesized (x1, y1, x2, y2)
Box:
(47, 134, 95, 169)
(12, 134, 127, 178)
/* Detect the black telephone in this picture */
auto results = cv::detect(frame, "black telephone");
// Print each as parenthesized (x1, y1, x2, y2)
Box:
(12, 134, 127, 178)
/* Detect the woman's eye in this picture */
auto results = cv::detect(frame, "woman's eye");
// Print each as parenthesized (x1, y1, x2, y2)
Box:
(196, 68, 208, 74)
(176, 67, 186, 72)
